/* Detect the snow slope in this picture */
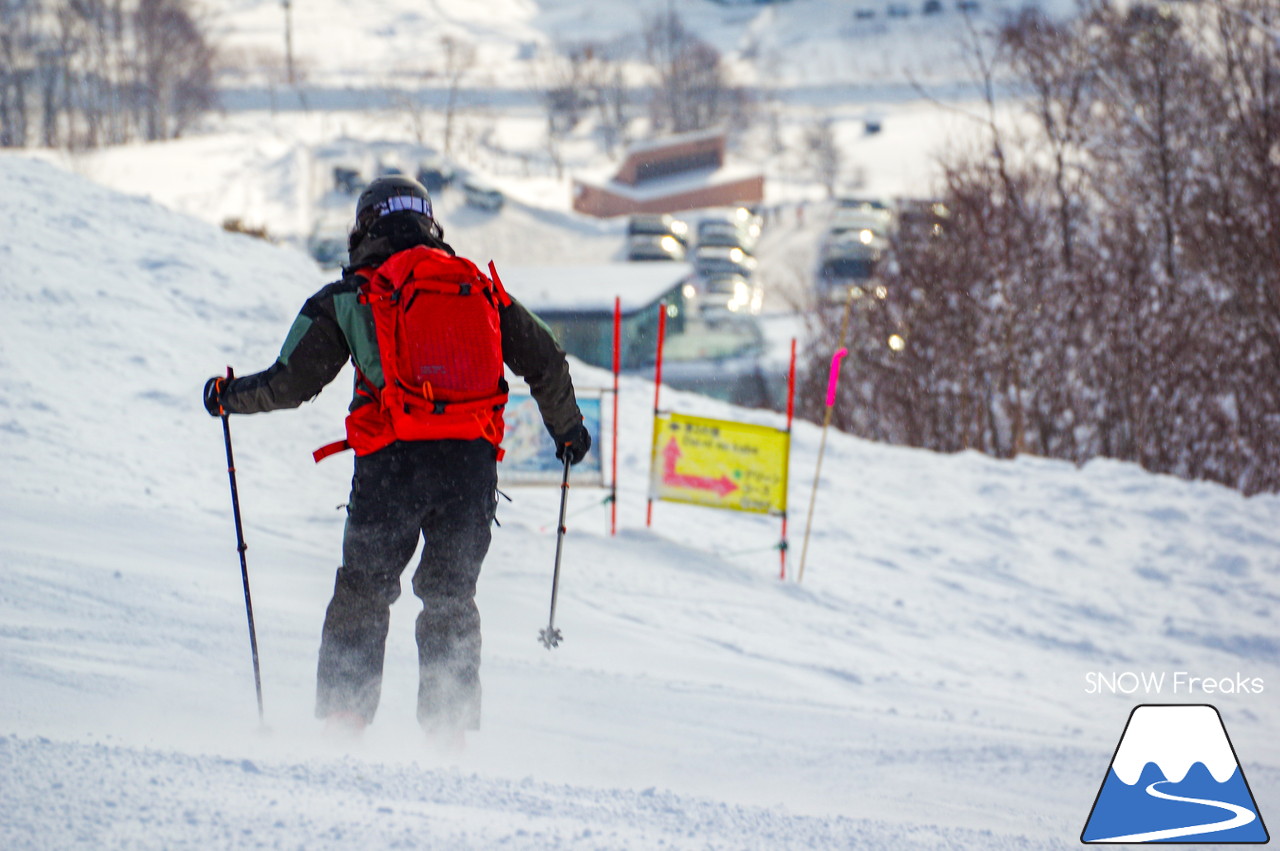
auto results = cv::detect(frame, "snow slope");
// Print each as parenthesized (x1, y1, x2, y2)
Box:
(212, 0, 1069, 90)
(2, 154, 1279, 848)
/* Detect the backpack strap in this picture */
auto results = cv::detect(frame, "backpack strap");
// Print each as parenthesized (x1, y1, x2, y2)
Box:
(488, 260, 512, 308)
(313, 440, 350, 463)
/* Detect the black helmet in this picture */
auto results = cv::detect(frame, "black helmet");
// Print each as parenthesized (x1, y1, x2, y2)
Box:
(349, 175, 443, 253)
(354, 175, 434, 230)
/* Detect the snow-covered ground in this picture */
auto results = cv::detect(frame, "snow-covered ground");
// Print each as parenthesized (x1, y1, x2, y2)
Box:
(3, 149, 1279, 848)
(211, 0, 1061, 91)
(3, 1, 1278, 847)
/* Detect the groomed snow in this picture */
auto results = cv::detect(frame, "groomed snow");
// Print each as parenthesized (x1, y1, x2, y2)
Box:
(2, 149, 1279, 848)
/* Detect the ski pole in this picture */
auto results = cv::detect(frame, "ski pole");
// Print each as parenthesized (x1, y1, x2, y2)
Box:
(538, 453, 573, 649)
(218, 367, 265, 722)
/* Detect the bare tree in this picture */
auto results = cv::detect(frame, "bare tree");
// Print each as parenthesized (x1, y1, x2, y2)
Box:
(1, 0, 216, 149)
(133, 0, 216, 140)
(0, 0, 40, 147)
(438, 35, 475, 157)
(641, 8, 743, 134)
(802, 117, 841, 198)
(802, 0, 1280, 495)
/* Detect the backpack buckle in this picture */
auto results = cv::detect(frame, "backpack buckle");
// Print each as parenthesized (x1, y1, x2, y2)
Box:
(433, 401, 447, 414)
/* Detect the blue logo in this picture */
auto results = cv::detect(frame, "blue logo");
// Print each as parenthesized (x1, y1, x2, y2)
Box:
(1082, 704, 1269, 844)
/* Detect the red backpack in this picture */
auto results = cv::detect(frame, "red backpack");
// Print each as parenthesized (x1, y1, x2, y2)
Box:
(314, 246, 510, 462)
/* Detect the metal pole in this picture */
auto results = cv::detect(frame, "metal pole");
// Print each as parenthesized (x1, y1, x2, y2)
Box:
(219, 368, 264, 722)
(539, 454, 573, 649)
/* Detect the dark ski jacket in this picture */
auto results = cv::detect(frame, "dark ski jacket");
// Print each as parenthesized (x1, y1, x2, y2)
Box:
(219, 218, 582, 442)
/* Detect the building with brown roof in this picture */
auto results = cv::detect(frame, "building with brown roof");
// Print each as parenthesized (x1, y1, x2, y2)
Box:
(572, 129, 764, 218)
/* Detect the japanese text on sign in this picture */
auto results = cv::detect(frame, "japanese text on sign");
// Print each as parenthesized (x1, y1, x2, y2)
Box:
(648, 412, 789, 515)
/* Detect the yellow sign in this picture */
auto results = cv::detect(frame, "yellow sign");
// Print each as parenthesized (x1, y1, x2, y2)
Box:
(649, 412, 789, 515)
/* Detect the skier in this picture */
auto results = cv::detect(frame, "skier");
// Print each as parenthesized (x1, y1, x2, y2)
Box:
(203, 175, 590, 746)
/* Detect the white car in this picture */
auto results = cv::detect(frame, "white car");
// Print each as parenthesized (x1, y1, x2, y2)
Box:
(461, 177, 504, 211)
(696, 274, 764, 315)
(828, 207, 893, 241)
(693, 245, 758, 279)
(626, 233, 687, 262)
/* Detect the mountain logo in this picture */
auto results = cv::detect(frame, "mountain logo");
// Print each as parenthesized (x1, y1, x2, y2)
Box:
(1082, 704, 1269, 844)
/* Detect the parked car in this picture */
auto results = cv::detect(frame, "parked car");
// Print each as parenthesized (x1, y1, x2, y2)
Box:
(693, 245, 758, 279)
(817, 242, 885, 302)
(306, 232, 347, 269)
(697, 210, 761, 251)
(922, 0, 944, 14)
(332, 166, 362, 195)
(696, 273, 764, 315)
(835, 196, 891, 211)
(627, 213, 689, 246)
(461, 177, 504, 211)
(887, 2, 911, 16)
(416, 157, 455, 195)
(895, 198, 951, 238)
(627, 234, 687, 262)
(827, 206, 894, 243)
(696, 220, 756, 252)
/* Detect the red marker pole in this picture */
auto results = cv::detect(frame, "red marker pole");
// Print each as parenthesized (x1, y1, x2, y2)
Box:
(611, 296, 621, 536)
(646, 303, 667, 528)
(797, 347, 848, 584)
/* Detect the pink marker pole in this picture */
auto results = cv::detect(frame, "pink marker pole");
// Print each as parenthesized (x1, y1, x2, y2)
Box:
(826, 348, 848, 407)
(798, 347, 849, 583)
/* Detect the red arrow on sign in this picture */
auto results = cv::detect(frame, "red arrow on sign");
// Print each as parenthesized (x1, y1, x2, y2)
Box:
(661, 438, 738, 497)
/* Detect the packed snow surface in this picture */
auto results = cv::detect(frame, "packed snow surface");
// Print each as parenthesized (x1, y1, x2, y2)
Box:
(0, 4, 1276, 846)
(2, 148, 1279, 849)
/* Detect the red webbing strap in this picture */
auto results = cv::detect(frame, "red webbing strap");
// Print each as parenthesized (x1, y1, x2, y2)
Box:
(488, 260, 512, 307)
(313, 440, 351, 463)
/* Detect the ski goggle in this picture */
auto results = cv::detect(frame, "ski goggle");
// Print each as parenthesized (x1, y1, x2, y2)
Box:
(375, 194, 431, 218)
(359, 194, 433, 228)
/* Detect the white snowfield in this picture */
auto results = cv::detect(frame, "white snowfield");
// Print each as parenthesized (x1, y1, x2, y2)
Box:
(2, 154, 1279, 849)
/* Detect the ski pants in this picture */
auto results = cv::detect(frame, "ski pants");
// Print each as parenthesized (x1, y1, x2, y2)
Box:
(315, 438, 497, 731)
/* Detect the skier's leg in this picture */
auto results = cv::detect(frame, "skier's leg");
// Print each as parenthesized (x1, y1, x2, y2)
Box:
(411, 440, 497, 733)
(315, 448, 421, 724)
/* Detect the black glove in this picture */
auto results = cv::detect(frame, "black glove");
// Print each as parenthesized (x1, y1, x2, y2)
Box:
(203, 375, 227, 417)
(554, 421, 591, 466)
